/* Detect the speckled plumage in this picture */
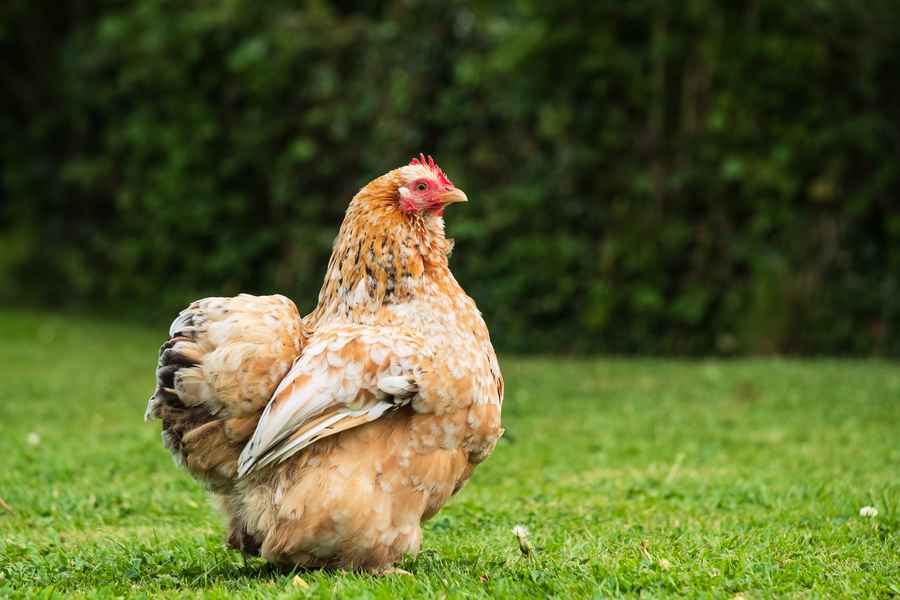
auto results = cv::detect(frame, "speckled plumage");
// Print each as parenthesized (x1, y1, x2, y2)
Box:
(146, 161, 503, 571)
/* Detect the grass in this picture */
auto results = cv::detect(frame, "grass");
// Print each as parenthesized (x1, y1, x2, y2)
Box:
(1, 308, 899, 599)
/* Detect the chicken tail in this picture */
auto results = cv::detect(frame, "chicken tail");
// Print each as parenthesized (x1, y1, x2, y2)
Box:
(145, 294, 305, 490)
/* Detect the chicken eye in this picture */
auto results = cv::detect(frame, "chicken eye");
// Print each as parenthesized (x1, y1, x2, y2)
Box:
(416, 182, 428, 192)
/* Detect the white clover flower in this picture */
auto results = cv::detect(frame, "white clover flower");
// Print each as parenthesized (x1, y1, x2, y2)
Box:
(859, 506, 878, 518)
(26, 432, 41, 447)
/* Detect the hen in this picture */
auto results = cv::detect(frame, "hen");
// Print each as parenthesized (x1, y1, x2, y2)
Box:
(145, 155, 503, 572)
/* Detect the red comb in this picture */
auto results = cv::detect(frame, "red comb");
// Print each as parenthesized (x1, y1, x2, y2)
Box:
(410, 153, 454, 188)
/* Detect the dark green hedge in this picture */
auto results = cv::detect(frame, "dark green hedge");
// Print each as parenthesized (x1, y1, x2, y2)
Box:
(2, 0, 899, 354)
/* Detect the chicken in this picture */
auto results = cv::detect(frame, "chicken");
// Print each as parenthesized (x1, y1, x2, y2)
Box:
(145, 155, 504, 572)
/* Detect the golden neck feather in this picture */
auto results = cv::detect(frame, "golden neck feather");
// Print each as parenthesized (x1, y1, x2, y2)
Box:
(307, 172, 454, 325)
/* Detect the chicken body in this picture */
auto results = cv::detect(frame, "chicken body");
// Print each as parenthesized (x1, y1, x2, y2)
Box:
(146, 159, 503, 571)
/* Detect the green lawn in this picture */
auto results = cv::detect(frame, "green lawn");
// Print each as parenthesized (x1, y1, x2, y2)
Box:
(1, 309, 898, 599)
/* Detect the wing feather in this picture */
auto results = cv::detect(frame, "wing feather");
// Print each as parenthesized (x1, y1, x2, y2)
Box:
(249, 401, 396, 471)
(237, 324, 426, 477)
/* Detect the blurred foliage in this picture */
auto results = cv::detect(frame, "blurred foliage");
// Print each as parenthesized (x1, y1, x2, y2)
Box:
(1, 0, 898, 354)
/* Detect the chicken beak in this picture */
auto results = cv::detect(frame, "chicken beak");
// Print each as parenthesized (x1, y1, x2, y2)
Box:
(440, 188, 468, 206)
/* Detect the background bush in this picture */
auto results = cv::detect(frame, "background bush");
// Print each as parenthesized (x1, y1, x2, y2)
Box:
(1, 0, 898, 355)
